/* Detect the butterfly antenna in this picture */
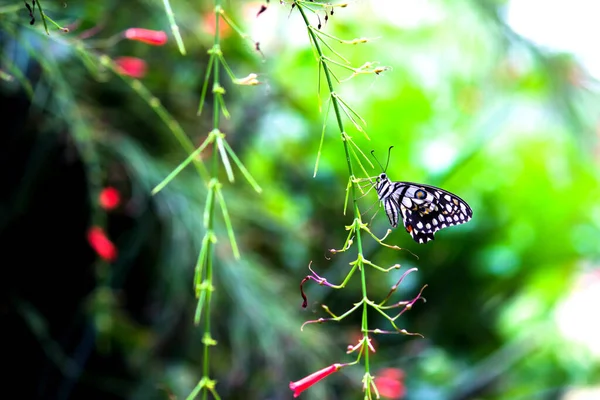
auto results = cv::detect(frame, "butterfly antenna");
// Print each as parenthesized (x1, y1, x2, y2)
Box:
(384, 146, 394, 172)
(370, 150, 386, 172)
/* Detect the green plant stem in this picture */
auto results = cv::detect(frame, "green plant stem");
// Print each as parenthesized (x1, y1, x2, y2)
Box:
(198, 2, 222, 400)
(162, 0, 187, 55)
(295, 1, 370, 374)
(33, 0, 50, 34)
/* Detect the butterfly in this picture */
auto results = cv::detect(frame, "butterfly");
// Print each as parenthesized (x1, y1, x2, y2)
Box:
(375, 172, 473, 243)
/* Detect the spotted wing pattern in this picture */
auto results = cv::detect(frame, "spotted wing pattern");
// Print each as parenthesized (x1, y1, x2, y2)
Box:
(375, 173, 473, 243)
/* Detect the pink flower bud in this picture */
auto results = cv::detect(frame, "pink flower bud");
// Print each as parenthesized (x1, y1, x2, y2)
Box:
(374, 368, 405, 399)
(289, 363, 343, 398)
(115, 57, 147, 78)
(99, 187, 121, 210)
(124, 28, 168, 45)
(87, 227, 117, 262)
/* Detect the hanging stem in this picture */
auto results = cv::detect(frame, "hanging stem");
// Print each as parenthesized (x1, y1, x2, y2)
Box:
(295, 1, 371, 375)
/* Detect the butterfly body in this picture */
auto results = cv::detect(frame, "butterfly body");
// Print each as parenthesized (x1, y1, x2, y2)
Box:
(375, 173, 473, 243)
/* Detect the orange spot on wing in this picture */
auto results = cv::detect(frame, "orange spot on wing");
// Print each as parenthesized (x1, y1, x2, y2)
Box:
(406, 225, 413, 233)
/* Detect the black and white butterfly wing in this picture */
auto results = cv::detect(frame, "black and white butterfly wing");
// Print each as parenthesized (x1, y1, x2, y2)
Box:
(393, 182, 473, 243)
(383, 197, 400, 228)
(375, 173, 473, 243)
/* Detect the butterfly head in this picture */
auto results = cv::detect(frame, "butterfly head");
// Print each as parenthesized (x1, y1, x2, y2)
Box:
(375, 173, 389, 194)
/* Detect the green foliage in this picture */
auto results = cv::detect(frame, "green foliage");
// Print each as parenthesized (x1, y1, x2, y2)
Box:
(2, 0, 600, 399)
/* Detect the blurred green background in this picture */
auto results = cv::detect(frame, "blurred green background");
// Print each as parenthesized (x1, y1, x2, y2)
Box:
(2, 0, 600, 399)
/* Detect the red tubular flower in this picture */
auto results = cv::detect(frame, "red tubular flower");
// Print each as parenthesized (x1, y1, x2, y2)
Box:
(99, 187, 121, 210)
(87, 227, 117, 262)
(123, 28, 168, 45)
(374, 368, 405, 399)
(289, 363, 343, 398)
(115, 57, 147, 78)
